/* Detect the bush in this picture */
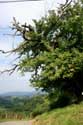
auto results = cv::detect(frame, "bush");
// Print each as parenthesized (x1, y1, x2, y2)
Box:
(49, 92, 71, 109)
(30, 110, 43, 118)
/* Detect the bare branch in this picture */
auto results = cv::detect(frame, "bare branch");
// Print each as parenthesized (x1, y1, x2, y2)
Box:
(62, 0, 72, 10)
(0, 64, 18, 75)
(12, 18, 35, 41)
(0, 50, 12, 54)
(58, 0, 73, 16)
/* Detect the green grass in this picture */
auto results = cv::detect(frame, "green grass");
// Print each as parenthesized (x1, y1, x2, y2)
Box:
(0, 117, 29, 123)
(33, 102, 83, 125)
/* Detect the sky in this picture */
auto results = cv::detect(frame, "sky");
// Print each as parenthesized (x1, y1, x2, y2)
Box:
(0, 0, 65, 94)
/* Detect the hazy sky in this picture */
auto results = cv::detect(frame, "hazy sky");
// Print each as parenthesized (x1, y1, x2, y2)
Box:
(0, 0, 65, 94)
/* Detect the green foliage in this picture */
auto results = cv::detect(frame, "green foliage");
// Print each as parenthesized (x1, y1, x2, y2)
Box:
(0, 95, 49, 120)
(11, 0, 83, 102)
(49, 92, 71, 109)
(33, 102, 83, 125)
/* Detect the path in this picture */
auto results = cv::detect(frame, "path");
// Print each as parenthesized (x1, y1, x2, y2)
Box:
(0, 121, 32, 125)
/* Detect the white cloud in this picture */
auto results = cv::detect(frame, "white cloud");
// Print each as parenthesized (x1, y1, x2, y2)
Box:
(0, 1, 45, 27)
(0, 0, 65, 27)
(0, 72, 34, 93)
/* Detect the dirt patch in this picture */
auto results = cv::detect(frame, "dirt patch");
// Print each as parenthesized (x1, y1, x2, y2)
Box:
(0, 121, 32, 125)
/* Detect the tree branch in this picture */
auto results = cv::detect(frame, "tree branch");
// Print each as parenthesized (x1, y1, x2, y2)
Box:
(0, 64, 18, 75)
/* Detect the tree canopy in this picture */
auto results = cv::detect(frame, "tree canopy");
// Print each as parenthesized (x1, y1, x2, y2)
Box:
(1, 0, 83, 102)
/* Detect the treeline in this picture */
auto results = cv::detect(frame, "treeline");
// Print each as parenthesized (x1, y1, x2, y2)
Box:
(0, 94, 49, 120)
(0, 110, 25, 120)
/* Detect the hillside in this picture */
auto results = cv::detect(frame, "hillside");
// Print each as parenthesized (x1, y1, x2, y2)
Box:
(33, 102, 83, 125)
(0, 91, 36, 97)
(0, 94, 48, 121)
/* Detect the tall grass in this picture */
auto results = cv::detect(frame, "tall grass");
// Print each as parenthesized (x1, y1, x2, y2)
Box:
(33, 102, 83, 125)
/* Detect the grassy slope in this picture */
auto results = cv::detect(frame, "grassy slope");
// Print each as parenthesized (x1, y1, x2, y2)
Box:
(33, 102, 83, 125)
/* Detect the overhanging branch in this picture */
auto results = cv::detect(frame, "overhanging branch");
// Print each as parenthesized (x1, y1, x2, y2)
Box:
(0, 64, 18, 75)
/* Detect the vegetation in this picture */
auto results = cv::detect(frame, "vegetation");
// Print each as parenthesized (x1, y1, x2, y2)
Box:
(1, 0, 83, 105)
(1, 0, 83, 124)
(33, 102, 83, 125)
(0, 94, 49, 121)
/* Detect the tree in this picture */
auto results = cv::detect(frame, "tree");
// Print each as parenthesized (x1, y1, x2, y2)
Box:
(1, 0, 83, 102)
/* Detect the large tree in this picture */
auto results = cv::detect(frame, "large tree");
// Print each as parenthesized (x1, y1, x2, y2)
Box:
(1, 0, 83, 102)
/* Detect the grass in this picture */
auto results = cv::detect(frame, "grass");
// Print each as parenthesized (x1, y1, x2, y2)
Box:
(0, 118, 29, 123)
(32, 102, 83, 125)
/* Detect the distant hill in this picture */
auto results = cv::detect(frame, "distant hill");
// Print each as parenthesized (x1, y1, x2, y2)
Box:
(0, 91, 36, 97)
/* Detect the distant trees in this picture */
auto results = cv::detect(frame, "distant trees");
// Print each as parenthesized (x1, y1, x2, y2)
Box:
(0, 95, 49, 119)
